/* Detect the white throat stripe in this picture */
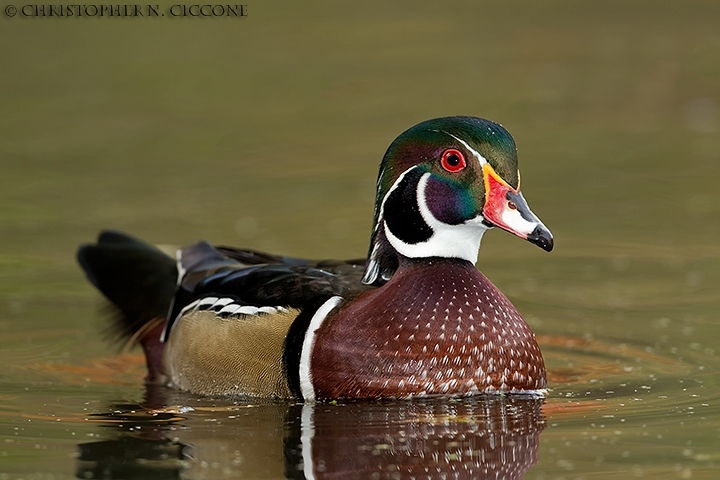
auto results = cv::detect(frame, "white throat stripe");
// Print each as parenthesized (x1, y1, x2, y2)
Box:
(383, 172, 489, 263)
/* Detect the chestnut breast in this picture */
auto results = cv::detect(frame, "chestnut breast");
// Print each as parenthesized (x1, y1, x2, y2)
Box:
(310, 258, 546, 399)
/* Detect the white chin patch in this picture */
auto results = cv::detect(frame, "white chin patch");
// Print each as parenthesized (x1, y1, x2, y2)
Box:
(499, 206, 537, 238)
(384, 172, 488, 263)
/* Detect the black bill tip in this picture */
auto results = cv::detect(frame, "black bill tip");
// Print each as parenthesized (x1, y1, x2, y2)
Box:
(527, 225, 554, 252)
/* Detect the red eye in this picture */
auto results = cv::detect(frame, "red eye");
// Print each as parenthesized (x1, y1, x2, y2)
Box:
(440, 149, 466, 173)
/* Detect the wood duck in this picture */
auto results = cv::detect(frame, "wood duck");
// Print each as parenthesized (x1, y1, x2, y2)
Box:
(78, 116, 554, 400)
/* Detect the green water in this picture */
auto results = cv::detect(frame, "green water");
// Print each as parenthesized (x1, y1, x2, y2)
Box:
(2, 1, 720, 478)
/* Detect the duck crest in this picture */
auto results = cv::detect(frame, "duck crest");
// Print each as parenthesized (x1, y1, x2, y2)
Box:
(311, 258, 546, 399)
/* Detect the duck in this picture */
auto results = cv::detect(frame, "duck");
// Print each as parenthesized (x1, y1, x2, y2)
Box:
(77, 116, 553, 400)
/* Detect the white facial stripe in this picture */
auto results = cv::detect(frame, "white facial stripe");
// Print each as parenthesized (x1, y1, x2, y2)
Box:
(383, 172, 489, 263)
(373, 165, 417, 234)
(443, 132, 489, 167)
(366, 138, 491, 280)
(299, 296, 343, 401)
(361, 247, 381, 284)
(363, 166, 420, 284)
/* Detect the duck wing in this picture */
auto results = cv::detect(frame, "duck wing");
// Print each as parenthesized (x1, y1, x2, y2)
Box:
(163, 241, 370, 340)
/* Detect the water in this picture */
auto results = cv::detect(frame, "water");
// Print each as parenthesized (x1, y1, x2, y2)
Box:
(2, 0, 720, 478)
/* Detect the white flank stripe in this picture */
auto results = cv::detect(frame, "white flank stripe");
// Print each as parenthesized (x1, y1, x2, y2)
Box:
(162, 298, 200, 342)
(218, 304, 241, 314)
(177, 299, 200, 318)
(213, 297, 234, 307)
(300, 404, 316, 480)
(197, 297, 218, 307)
(236, 306, 259, 315)
(185, 299, 201, 310)
(299, 296, 343, 401)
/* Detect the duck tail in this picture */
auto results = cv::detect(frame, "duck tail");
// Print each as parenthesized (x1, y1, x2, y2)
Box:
(77, 230, 178, 383)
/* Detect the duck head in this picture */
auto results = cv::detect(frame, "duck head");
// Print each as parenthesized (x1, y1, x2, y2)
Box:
(362, 116, 553, 286)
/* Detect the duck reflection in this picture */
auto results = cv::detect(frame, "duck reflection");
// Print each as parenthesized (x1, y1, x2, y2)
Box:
(77, 387, 545, 479)
(285, 397, 545, 480)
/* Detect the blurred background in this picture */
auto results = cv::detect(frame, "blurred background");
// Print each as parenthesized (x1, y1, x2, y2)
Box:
(1, 1, 720, 478)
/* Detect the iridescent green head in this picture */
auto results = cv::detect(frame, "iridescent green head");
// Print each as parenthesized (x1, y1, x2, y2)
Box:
(362, 116, 553, 286)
